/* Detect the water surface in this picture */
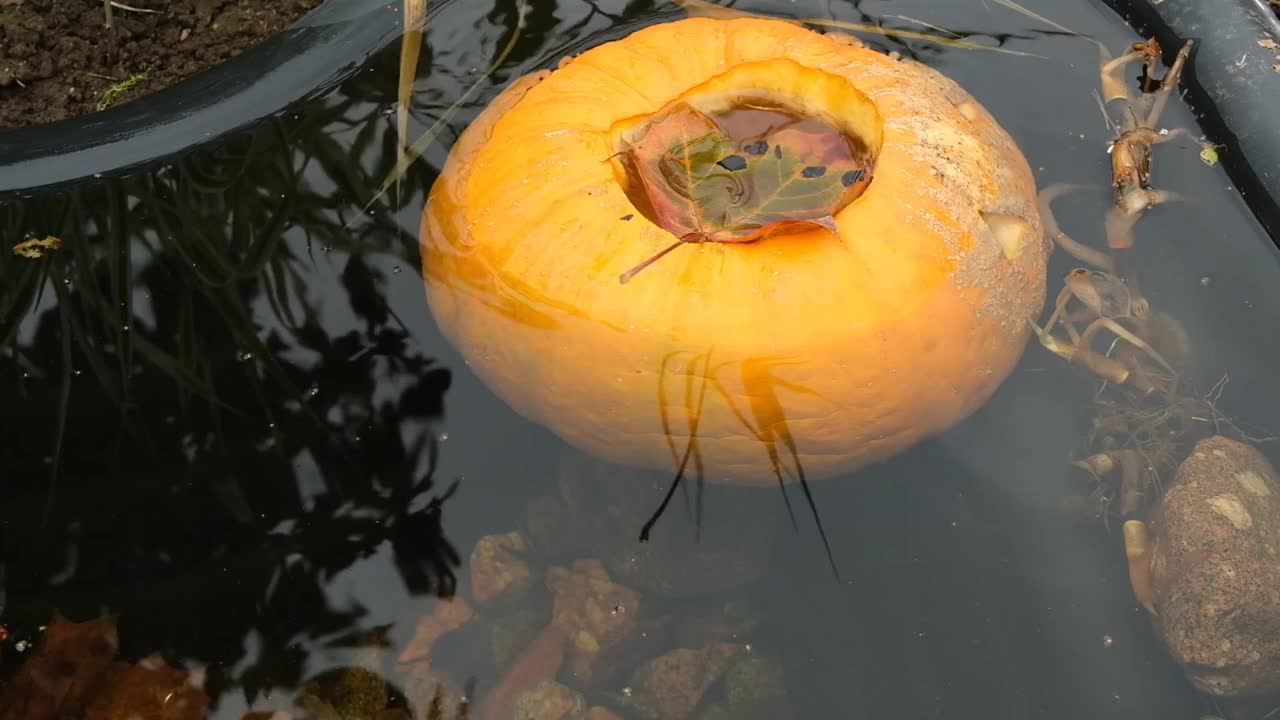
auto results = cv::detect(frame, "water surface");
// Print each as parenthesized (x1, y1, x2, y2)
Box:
(3, 0, 1280, 718)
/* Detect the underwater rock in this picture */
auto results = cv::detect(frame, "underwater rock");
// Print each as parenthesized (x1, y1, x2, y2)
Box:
(547, 559, 641, 683)
(296, 666, 389, 720)
(476, 623, 569, 720)
(397, 596, 475, 667)
(401, 664, 467, 720)
(670, 597, 765, 649)
(1150, 435, 1280, 698)
(511, 680, 587, 720)
(298, 626, 397, 720)
(627, 642, 745, 720)
(471, 531, 536, 606)
(721, 656, 794, 720)
(556, 450, 774, 598)
(492, 607, 550, 674)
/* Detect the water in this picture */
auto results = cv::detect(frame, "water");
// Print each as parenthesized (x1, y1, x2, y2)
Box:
(3, 0, 1280, 718)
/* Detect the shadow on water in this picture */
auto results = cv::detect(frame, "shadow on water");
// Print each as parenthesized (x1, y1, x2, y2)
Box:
(3, 0, 1280, 718)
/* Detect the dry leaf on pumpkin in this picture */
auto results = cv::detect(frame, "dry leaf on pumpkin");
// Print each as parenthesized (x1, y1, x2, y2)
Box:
(617, 103, 871, 244)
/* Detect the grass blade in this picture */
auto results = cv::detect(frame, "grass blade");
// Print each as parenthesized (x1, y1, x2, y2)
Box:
(356, 0, 529, 221)
(396, 0, 429, 204)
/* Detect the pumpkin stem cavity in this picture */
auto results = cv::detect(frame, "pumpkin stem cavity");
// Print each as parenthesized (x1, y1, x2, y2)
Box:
(609, 61, 883, 283)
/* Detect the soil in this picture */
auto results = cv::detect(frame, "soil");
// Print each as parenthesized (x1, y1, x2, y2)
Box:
(0, 0, 324, 129)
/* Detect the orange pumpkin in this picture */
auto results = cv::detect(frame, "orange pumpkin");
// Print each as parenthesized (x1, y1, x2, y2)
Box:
(420, 16, 1047, 486)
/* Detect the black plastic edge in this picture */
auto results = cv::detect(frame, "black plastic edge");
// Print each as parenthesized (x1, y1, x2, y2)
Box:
(0, 0, 402, 194)
(1100, 0, 1280, 241)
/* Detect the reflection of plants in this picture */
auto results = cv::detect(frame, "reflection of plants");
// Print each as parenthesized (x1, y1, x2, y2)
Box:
(0, 75, 456, 706)
(644, 348, 838, 575)
(365, 0, 530, 215)
(677, 0, 1047, 60)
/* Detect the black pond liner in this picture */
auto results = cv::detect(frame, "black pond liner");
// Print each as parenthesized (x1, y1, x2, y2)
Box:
(1102, 0, 1280, 243)
(0, 0, 403, 195)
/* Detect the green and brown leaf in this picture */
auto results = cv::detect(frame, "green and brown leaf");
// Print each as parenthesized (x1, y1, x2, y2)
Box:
(617, 102, 873, 244)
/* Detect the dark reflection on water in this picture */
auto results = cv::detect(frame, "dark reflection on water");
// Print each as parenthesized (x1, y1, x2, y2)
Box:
(0, 85, 460, 714)
(3, 0, 1280, 718)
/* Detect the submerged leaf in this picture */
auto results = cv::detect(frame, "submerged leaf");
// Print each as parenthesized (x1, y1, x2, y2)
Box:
(618, 103, 872, 244)
(0, 612, 119, 720)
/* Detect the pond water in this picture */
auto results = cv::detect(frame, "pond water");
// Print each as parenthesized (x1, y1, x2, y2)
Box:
(3, 0, 1280, 718)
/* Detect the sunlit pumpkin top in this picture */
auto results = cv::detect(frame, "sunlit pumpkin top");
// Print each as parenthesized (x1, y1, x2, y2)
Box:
(420, 16, 1046, 486)
(607, 59, 883, 281)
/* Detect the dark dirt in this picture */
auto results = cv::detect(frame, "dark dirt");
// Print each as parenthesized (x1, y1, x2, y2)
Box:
(0, 0, 323, 129)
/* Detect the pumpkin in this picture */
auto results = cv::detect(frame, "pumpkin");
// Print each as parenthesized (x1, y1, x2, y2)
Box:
(420, 16, 1047, 486)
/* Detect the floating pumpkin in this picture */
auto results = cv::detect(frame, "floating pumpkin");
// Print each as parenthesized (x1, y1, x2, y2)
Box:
(421, 16, 1047, 486)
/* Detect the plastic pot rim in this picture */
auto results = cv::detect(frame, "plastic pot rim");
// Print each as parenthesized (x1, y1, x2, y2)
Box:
(0, 0, 403, 195)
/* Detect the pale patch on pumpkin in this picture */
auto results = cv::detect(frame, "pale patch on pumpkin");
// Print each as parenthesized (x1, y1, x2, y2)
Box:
(981, 212, 1030, 261)
(954, 99, 984, 123)
(1208, 494, 1253, 530)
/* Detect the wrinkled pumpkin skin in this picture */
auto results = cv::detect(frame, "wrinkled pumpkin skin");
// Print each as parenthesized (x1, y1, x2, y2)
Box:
(421, 17, 1047, 486)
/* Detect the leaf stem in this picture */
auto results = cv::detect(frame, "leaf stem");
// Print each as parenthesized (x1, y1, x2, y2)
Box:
(619, 236, 690, 283)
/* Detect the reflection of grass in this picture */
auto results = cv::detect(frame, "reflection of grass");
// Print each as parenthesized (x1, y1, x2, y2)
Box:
(0, 84, 457, 705)
(396, 0, 429, 203)
(677, 0, 1048, 58)
(646, 347, 840, 576)
(362, 0, 528, 217)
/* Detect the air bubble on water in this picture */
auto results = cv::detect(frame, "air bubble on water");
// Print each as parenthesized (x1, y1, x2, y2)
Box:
(15, 641, 29, 652)
(238, 351, 255, 362)
(439, 432, 449, 442)
(1200, 276, 1212, 287)
(393, 265, 402, 274)
(121, 324, 130, 331)
(307, 386, 320, 398)
(1102, 635, 1114, 647)
(622, 687, 633, 698)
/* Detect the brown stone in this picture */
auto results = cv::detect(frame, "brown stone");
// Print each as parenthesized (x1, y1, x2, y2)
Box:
(1150, 435, 1280, 698)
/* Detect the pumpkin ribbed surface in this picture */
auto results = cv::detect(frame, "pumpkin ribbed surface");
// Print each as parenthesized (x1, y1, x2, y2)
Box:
(421, 16, 1047, 485)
